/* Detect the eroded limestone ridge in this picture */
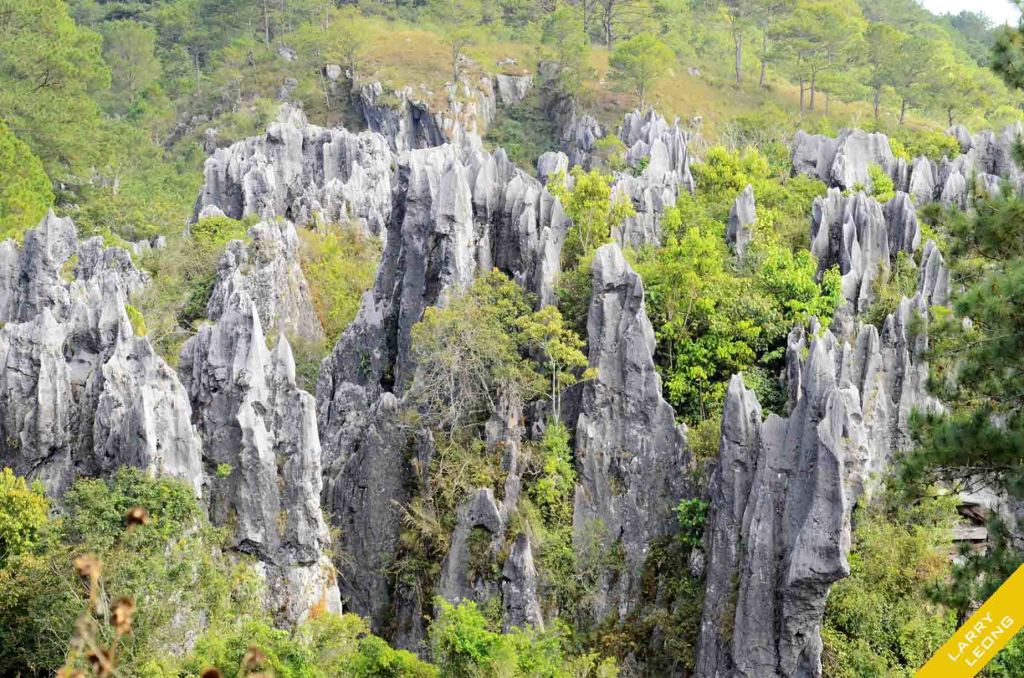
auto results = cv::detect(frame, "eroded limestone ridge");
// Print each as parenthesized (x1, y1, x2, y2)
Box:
(193, 104, 393, 234)
(696, 290, 943, 678)
(791, 122, 1024, 208)
(0, 211, 201, 497)
(571, 243, 691, 621)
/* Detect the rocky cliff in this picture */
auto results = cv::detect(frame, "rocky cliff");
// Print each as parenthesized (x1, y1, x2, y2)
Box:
(0, 211, 202, 497)
(571, 243, 690, 621)
(194, 105, 393, 234)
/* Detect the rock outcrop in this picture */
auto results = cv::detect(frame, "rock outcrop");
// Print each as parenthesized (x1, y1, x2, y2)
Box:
(612, 109, 696, 247)
(810, 189, 920, 314)
(206, 219, 324, 343)
(792, 123, 1024, 207)
(179, 289, 340, 626)
(571, 244, 690, 620)
(696, 293, 940, 677)
(791, 129, 896, 190)
(0, 212, 202, 497)
(193, 105, 393, 234)
(359, 77, 497, 153)
(727, 184, 756, 256)
(316, 140, 568, 642)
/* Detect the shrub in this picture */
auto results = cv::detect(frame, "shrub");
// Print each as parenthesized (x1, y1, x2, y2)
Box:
(0, 468, 264, 676)
(297, 222, 381, 344)
(125, 304, 147, 336)
(0, 122, 53, 241)
(822, 489, 958, 677)
(0, 468, 49, 568)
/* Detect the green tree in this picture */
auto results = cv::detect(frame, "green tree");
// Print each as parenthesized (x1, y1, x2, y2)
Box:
(517, 304, 594, 419)
(0, 469, 49, 569)
(0, 123, 53, 241)
(548, 167, 635, 269)
(608, 33, 674, 108)
(408, 270, 544, 430)
(822, 489, 959, 677)
(101, 19, 161, 109)
(0, 0, 111, 180)
(861, 22, 905, 119)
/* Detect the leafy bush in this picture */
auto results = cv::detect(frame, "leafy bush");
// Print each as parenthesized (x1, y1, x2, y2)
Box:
(125, 303, 147, 336)
(548, 168, 635, 269)
(868, 164, 895, 202)
(184, 611, 437, 678)
(133, 215, 251, 363)
(0, 122, 53, 241)
(298, 223, 382, 344)
(822, 489, 958, 677)
(431, 599, 618, 677)
(0, 468, 263, 676)
(484, 92, 560, 175)
(675, 498, 708, 550)
(0, 468, 49, 568)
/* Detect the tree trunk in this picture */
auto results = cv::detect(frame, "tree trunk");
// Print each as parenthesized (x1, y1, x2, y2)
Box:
(605, 17, 613, 49)
(873, 87, 880, 119)
(759, 31, 768, 87)
(734, 32, 742, 85)
(900, 98, 907, 124)
(799, 79, 805, 113)
(193, 53, 201, 94)
(263, 0, 271, 47)
(948, 108, 954, 127)
(809, 71, 816, 111)
(825, 91, 830, 117)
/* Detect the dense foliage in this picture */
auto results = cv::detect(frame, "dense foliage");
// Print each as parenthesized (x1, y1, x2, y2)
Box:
(633, 146, 841, 422)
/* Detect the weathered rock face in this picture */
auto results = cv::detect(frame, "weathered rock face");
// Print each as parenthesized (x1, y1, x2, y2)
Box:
(193, 105, 393, 234)
(0, 212, 202, 497)
(317, 141, 569, 416)
(794, 123, 1024, 208)
(810, 189, 920, 314)
(613, 109, 696, 247)
(206, 219, 324, 344)
(560, 109, 603, 169)
(316, 140, 567, 641)
(792, 129, 895, 190)
(571, 243, 690, 621)
(727, 184, 756, 256)
(696, 293, 940, 678)
(359, 77, 497, 153)
(917, 239, 950, 307)
(179, 289, 340, 626)
(495, 74, 533, 105)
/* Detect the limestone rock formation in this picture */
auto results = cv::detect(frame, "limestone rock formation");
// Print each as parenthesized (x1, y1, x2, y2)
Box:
(193, 105, 393, 234)
(792, 128, 896, 190)
(495, 74, 533, 105)
(810, 189, 920, 314)
(560, 109, 603, 169)
(206, 219, 324, 343)
(696, 294, 940, 678)
(315, 140, 569, 643)
(918, 239, 950, 308)
(571, 243, 689, 621)
(0, 211, 201, 497)
(612, 109, 696, 247)
(727, 184, 756, 256)
(502, 533, 544, 631)
(179, 290, 340, 626)
(359, 77, 497, 153)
